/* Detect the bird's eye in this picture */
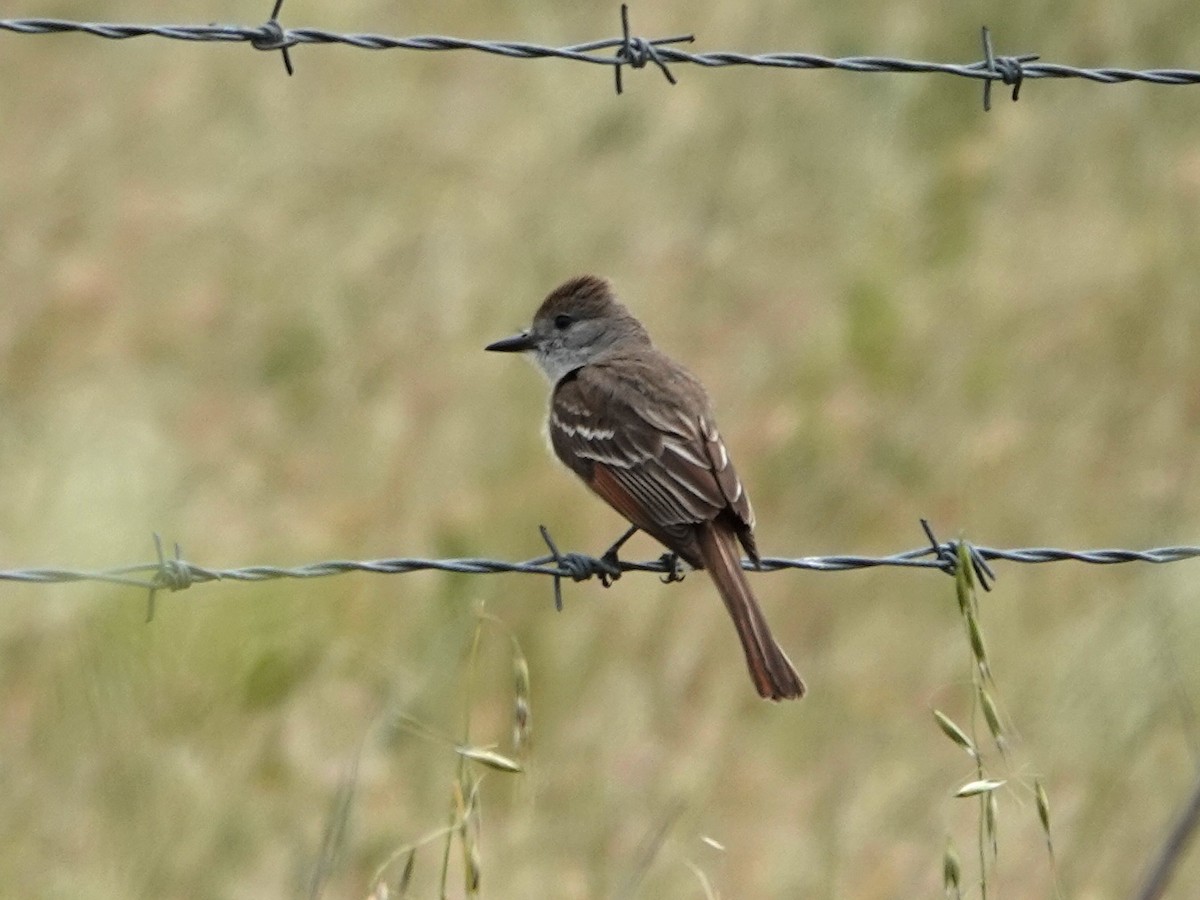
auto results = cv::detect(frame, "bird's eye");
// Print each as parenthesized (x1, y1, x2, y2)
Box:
(553, 314, 574, 330)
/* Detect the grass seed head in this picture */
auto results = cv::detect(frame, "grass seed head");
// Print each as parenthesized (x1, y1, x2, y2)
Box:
(933, 709, 978, 758)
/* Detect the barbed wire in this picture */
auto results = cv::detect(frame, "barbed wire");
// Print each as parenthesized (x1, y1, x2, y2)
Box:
(2, 522, 1198, 620)
(2, 2, 1199, 106)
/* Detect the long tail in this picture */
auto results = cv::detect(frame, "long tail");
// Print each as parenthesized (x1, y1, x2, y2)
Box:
(695, 522, 805, 701)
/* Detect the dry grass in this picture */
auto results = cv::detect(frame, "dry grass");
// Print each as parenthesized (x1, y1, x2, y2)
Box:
(2, 1, 1200, 896)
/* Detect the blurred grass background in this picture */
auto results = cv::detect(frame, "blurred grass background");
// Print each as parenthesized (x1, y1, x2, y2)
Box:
(2, 0, 1200, 896)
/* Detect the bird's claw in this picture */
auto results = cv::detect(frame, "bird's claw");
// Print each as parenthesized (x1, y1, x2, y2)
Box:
(598, 550, 623, 588)
(659, 552, 685, 584)
(596, 524, 638, 587)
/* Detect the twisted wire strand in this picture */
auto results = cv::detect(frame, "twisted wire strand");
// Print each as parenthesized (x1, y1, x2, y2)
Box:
(2, 533, 1197, 594)
(2, 15, 1198, 89)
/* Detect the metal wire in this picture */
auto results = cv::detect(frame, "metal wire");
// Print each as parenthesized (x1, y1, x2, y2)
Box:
(2, 522, 1198, 621)
(2, 5, 1198, 100)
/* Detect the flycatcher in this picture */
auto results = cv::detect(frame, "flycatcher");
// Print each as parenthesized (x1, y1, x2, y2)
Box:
(486, 275, 805, 701)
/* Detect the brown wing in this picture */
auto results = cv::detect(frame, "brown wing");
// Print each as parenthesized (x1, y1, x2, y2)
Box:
(548, 353, 756, 566)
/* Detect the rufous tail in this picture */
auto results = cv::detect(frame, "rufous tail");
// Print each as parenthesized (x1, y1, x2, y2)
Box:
(696, 522, 806, 701)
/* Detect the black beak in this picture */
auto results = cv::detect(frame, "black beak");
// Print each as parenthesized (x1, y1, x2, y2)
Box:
(485, 331, 538, 353)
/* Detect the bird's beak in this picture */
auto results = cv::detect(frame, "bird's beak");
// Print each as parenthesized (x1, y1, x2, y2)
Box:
(484, 330, 538, 353)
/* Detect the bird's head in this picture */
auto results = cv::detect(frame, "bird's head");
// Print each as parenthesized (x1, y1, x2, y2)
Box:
(485, 275, 651, 383)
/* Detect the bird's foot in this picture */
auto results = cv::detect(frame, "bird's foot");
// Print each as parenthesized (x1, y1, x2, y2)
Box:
(597, 524, 639, 587)
(597, 548, 623, 588)
(659, 552, 686, 584)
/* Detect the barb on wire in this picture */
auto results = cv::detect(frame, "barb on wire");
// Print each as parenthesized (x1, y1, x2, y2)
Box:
(919, 518, 996, 591)
(979, 25, 1037, 111)
(538, 524, 620, 611)
(146, 533, 196, 623)
(2, 13, 1199, 94)
(612, 3, 692, 95)
(250, 0, 294, 76)
(3, 523, 1200, 614)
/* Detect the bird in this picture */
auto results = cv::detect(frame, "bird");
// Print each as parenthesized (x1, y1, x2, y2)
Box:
(485, 275, 804, 700)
